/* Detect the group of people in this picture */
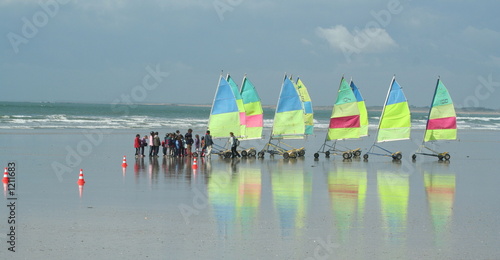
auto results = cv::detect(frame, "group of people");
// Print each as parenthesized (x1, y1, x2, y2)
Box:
(133, 129, 215, 159)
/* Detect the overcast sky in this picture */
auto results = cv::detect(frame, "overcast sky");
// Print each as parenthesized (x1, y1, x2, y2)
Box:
(1, 0, 500, 108)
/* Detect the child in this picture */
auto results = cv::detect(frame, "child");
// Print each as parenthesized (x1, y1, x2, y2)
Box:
(141, 135, 148, 157)
(134, 134, 141, 157)
(194, 134, 200, 155)
(200, 136, 205, 157)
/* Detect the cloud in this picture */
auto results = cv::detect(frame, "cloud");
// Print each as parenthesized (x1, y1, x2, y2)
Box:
(316, 25, 398, 54)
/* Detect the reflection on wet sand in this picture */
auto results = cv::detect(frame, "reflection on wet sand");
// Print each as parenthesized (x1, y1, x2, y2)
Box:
(424, 161, 456, 246)
(377, 168, 410, 244)
(328, 163, 367, 242)
(207, 159, 262, 239)
(271, 160, 312, 237)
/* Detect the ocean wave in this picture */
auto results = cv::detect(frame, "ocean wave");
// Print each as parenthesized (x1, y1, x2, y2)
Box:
(1, 113, 500, 131)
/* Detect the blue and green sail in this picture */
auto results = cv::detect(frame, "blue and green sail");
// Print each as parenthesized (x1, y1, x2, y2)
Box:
(377, 77, 411, 142)
(272, 76, 305, 139)
(208, 75, 241, 138)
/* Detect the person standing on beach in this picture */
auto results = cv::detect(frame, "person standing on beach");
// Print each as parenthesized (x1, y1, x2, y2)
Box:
(229, 132, 240, 158)
(185, 129, 194, 156)
(148, 131, 154, 157)
(204, 130, 213, 159)
(153, 132, 161, 157)
(134, 134, 141, 157)
(141, 135, 148, 157)
(194, 134, 200, 155)
(163, 133, 170, 157)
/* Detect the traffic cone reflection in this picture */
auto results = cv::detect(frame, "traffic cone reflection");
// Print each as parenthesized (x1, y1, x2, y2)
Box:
(2, 168, 8, 197)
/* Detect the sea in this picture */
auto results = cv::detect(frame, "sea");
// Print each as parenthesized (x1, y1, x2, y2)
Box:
(1, 101, 499, 131)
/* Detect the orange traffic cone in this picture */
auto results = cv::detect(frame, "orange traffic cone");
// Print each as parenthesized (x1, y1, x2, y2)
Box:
(122, 156, 128, 167)
(2, 167, 9, 184)
(77, 169, 86, 185)
(192, 157, 198, 170)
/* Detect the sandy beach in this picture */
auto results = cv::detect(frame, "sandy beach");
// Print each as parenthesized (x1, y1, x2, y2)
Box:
(0, 128, 499, 259)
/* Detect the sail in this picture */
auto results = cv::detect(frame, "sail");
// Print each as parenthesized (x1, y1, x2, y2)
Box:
(295, 77, 314, 135)
(350, 80, 369, 137)
(327, 77, 360, 140)
(240, 76, 264, 140)
(272, 77, 305, 139)
(227, 74, 246, 137)
(377, 77, 411, 142)
(424, 79, 457, 142)
(208, 76, 241, 138)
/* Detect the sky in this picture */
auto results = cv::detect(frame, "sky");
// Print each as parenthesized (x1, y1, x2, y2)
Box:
(1, 0, 500, 108)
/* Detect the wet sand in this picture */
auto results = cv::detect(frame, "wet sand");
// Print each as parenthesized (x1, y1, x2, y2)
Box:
(0, 128, 499, 259)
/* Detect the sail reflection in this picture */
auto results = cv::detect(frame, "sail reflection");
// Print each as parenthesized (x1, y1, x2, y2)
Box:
(377, 169, 410, 244)
(424, 162, 456, 246)
(328, 163, 367, 242)
(208, 160, 262, 238)
(271, 161, 312, 237)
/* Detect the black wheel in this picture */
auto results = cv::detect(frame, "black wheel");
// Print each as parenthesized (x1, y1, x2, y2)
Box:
(250, 150, 257, 156)
(325, 151, 330, 157)
(298, 150, 305, 157)
(258, 151, 265, 158)
(192, 152, 198, 157)
(314, 153, 319, 158)
(343, 152, 350, 159)
(289, 151, 297, 158)
(444, 153, 451, 160)
(283, 152, 289, 159)
(412, 154, 416, 160)
(363, 154, 369, 159)
(438, 154, 443, 160)
(224, 151, 232, 158)
(241, 150, 248, 157)
(354, 150, 361, 157)
(394, 153, 402, 160)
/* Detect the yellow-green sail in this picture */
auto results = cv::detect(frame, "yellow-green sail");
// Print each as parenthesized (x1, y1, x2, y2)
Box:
(272, 77, 305, 139)
(295, 77, 314, 135)
(208, 75, 241, 138)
